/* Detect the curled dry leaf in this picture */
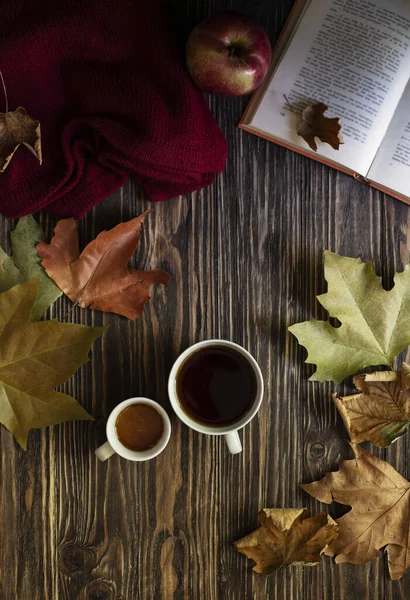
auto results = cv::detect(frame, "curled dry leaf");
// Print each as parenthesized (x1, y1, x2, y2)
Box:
(0, 106, 42, 172)
(234, 508, 338, 574)
(0, 278, 106, 449)
(301, 445, 410, 580)
(289, 251, 410, 383)
(37, 211, 171, 319)
(334, 364, 410, 447)
(297, 102, 343, 152)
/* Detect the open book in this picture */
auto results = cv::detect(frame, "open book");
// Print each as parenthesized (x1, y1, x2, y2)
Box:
(240, 0, 410, 204)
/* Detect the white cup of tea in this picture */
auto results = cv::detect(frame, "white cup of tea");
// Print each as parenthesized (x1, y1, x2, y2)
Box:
(168, 340, 264, 454)
(95, 397, 171, 462)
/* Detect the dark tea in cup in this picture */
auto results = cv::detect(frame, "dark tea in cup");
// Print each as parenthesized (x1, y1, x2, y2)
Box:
(176, 345, 257, 426)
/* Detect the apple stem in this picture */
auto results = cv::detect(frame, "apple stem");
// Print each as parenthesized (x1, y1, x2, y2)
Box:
(0, 71, 8, 113)
(227, 42, 246, 59)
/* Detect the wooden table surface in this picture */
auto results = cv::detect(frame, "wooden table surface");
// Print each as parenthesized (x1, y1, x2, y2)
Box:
(1, 1, 410, 599)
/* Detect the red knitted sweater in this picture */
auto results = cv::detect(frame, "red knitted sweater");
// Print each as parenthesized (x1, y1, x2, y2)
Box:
(0, 0, 227, 217)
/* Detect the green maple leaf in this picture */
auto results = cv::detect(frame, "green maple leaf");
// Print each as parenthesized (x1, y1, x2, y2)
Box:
(0, 246, 24, 292)
(10, 215, 62, 320)
(0, 278, 106, 449)
(289, 251, 410, 383)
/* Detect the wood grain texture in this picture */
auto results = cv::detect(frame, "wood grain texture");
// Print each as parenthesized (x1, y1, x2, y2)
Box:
(0, 0, 410, 598)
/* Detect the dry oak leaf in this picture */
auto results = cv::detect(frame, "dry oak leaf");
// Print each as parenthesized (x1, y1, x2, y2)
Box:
(0, 278, 106, 449)
(289, 251, 410, 383)
(334, 364, 410, 448)
(301, 445, 410, 580)
(37, 211, 171, 320)
(0, 106, 42, 172)
(234, 508, 338, 574)
(297, 102, 344, 151)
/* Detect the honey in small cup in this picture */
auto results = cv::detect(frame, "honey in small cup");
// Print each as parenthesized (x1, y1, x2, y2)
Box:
(95, 398, 171, 462)
(115, 403, 164, 451)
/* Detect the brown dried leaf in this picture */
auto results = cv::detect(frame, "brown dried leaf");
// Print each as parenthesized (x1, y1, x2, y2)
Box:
(0, 107, 42, 171)
(301, 445, 410, 580)
(234, 508, 338, 574)
(334, 363, 410, 447)
(37, 211, 170, 320)
(297, 102, 343, 151)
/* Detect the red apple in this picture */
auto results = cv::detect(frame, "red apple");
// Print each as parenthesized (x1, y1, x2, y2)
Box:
(186, 11, 272, 97)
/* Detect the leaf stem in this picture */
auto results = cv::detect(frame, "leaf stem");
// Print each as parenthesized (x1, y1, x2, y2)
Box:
(362, 371, 399, 383)
(283, 94, 297, 116)
(62, 301, 78, 322)
(0, 71, 8, 113)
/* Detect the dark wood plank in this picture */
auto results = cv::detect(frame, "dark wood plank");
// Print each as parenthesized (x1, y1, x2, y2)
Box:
(0, 0, 410, 598)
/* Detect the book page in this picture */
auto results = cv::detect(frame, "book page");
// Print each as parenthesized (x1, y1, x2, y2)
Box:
(367, 80, 410, 197)
(249, 0, 410, 174)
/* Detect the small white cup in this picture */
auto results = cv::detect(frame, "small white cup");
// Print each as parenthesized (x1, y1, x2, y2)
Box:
(168, 340, 264, 455)
(95, 397, 171, 462)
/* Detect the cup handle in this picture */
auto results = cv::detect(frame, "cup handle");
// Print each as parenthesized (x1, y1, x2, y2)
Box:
(96, 441, 115, 462)
(224, 431, 242, 454)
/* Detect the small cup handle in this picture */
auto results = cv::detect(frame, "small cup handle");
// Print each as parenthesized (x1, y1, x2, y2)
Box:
(96, 441, 115, 462)
(224, 431, 242, 454)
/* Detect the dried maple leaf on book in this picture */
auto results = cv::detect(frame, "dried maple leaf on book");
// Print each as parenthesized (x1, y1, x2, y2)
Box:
(297, 102, 343, 152)
(0, 279, 106, 449)
(234, 508, 338, 574)
(37, 211, 171, 319)
(301, 445, 410, 580)
(289, 251, 410, 383)
(334, 364, 410, 447)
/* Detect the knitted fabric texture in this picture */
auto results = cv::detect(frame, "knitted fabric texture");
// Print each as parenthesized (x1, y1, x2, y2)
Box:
(0, 0, 227, 218)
